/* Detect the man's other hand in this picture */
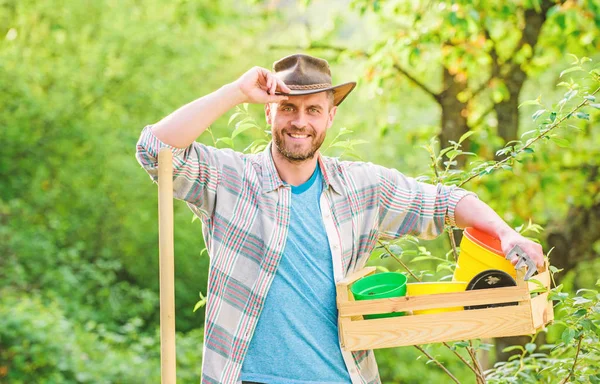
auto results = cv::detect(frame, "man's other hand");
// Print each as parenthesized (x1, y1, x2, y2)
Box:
(499, 230, 545, 269)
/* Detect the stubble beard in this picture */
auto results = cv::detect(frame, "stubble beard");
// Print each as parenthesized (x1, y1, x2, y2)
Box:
(273, 126, 326, 163)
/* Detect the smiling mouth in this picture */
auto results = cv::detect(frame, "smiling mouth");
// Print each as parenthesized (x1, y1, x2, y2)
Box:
(287, 133, 310, 139)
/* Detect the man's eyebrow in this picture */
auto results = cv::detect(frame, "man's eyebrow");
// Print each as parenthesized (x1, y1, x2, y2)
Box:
(278, 102, 325, 110)
(279, 101, 297, 108)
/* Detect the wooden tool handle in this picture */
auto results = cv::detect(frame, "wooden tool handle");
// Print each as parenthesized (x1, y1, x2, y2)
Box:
(158, 148, 176, 383)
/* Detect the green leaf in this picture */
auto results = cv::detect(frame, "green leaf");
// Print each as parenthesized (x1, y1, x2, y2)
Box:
(458, 131, 475, 144)
(549, 265, 563, 274)
(411, 255, 436, 262)
(561, 327, 576, 345)
(573, 297, 592, 305)
(193, 292, 207, 312)
(228, 112, 242, 126)
(331, 141, 352, 149)
(389, 244, 403, 255)
(446, 149, 460, 159)
(518, 96, 542, 108)
(564, 89, 578, 100)
(502, 345, 525, 353)
(567, 53, 580, 65)
(590, 103, 600, 110)
(521, 129, 537, 138)
(525, 343, 536, 354)
(231, 123, 256, 139)
(532, 109, 546, 121)
(575, 112, 590, 120)
(584, 95, 596, 102)
(560, 66, 583, 78)
(216, 137, 234, 147)
(350, 139, 369, 146)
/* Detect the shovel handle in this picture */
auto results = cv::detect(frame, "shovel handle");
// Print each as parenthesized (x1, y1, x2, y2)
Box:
(158, 148, 176, 383)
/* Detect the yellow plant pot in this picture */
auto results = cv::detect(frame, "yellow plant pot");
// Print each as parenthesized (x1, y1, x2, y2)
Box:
(406, 282, 468, 314)
(453, 227, 516, 283)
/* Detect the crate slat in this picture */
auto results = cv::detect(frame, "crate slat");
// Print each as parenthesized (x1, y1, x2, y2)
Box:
(337, 262, 554, 350)
(338, 286, 529, 316)
(342, 305, 534, 351)
(527, 270, 550, 292)
(531, 292, 554, 329)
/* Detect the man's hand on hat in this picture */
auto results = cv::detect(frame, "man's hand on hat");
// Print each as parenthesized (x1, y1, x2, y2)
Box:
(498, 229, 545, 269)
(233, 67, 291, 104)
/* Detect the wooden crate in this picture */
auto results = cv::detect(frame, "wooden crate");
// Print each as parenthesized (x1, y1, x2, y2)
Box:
(336, 265, 554, 351)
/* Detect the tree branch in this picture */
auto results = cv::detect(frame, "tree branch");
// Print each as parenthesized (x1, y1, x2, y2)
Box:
(559, 335, 583, 384)
(413, 345, 461, 384)
(378, 241, 421, 281)
(458, 85, 600, 188)
(392, 63, 441, 103)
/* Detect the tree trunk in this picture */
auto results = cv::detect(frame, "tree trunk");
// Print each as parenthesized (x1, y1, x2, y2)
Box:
(546, 167, 600, 279)
(439, 67, 469, 167)
(492, 1, 554, 361)
(494, 71, 525, 146)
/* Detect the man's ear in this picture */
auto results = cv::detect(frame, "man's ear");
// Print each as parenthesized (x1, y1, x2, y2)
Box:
(265, 103, 273, 125)
(326, 106, 338, 130)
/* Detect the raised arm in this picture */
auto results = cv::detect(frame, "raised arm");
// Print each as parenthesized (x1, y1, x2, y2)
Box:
(151, 67, 290, 148)
(135, 67, 290, 218)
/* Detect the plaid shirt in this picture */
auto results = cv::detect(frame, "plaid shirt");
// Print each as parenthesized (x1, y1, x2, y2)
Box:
(136, 125, 473, 384)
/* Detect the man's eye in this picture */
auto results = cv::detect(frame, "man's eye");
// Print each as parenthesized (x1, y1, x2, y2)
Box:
(283, 107, 293, 111)
(309, 108, 319, 113)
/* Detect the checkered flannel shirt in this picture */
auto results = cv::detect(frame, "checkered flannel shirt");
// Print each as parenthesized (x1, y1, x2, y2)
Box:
(136, 125, 474, 384)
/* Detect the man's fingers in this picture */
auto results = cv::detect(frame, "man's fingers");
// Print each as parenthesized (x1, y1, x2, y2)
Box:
(277, 78, 290, 93)
(270, 74, 277, 96)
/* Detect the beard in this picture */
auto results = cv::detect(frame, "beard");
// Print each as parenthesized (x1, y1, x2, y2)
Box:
(273, 125, 326, 162)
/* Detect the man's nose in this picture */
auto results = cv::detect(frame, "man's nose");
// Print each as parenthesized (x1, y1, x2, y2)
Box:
(291, 111, 308, 129)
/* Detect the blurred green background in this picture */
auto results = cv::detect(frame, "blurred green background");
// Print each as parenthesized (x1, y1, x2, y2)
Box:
(1, 0, 599, 383)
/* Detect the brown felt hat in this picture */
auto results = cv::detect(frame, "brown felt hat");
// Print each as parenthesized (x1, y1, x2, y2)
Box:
(272, 54, 356, 106)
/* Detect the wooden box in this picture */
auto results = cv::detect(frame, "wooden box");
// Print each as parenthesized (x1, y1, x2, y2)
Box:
(336, 266, 554, 351)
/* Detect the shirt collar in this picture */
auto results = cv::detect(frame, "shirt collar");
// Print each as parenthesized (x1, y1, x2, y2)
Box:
(261, 142, 345, 196)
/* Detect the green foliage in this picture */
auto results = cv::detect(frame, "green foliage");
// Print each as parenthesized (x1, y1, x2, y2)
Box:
(485, 280, 600, 383)
(3, 0, 600, 382)
(0, 0, 270, 381)
(366, 59, 600, 382)
(0, 289, 203, 383)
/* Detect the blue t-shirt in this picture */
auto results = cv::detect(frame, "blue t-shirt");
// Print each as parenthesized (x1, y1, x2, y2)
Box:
(240, 165, 351, 384)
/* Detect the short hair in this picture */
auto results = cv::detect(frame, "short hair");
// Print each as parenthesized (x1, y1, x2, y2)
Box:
(326, 90, 335, 108)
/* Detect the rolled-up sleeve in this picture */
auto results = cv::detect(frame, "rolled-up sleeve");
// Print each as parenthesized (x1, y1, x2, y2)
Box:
(376, 165, 477, 240)
(135, 125, 223, 219)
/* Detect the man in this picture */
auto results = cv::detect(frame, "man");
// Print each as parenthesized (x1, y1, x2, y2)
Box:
(136, 54, 544, 384)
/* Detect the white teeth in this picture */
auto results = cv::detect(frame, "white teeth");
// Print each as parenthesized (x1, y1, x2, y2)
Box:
(290, 134, 308, 138)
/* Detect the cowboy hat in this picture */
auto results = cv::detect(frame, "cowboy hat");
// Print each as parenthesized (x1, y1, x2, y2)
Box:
(272, 54, 356, 106)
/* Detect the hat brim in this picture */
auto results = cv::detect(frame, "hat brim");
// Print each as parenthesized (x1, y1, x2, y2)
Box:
(275, 81, 356, 106)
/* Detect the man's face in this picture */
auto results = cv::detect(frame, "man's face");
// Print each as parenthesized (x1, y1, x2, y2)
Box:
(266, 92, 337, 162)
